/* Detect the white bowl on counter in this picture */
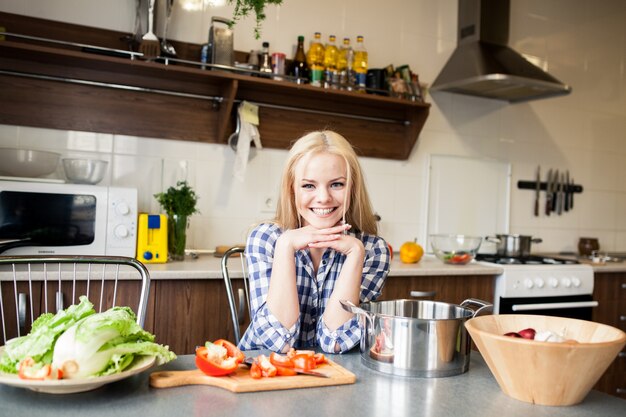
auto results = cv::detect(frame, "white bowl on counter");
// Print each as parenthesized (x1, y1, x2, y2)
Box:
(62, 158, 108, 184)
(0, 148, 61, 178)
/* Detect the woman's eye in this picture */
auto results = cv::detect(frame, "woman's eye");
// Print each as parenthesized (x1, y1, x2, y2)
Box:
(302, 184, 314, 189)
(331, 182, 345, 189)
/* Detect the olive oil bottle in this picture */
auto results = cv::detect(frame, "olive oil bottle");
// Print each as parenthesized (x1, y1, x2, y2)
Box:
(306, 32, 325, 87)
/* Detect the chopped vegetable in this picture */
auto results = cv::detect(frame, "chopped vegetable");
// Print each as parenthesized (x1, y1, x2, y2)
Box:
(249, 350, 328, 378)
(195, 339, 244, 377)
(18, 357, 63, 380)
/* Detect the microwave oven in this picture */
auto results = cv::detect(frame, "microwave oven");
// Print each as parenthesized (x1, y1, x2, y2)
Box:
(0, 180, 137, 257)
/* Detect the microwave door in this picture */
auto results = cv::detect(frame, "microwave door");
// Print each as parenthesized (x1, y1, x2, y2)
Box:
(0, 238, 34, 254)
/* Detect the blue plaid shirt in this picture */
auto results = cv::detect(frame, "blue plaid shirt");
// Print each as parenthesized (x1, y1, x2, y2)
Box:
(238, 223, 390, 354)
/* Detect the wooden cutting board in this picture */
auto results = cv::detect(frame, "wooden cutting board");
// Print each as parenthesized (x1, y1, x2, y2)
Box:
(149, 359, 356, 393)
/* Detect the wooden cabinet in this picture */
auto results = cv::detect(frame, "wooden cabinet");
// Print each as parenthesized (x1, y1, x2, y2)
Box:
(0, 12, 430, 160)
(592, 272, 626, 399)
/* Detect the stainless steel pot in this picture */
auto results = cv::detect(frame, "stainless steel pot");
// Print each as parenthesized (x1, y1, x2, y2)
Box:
(486, 234, 542, 257)
(340, 298, 492, 378)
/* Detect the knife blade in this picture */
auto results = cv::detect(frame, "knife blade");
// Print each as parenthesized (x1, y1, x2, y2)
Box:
(551, 169, 559, 212)
(570, 176, 575, 210)
(534, 166, 541, 216)
(557, 172, 564, 215)
(545, 168, 553, 215)
(564, 170, 570, 212)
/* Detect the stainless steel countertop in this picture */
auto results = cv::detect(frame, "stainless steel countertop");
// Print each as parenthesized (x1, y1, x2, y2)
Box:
(1, 351, 623, 417)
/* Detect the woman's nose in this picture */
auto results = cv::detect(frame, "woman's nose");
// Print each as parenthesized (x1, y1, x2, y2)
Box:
(316, 187, 331, 202)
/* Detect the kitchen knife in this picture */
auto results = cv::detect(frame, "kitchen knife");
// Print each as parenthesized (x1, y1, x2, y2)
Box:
(534, 166, 541, 216)
(545, 168, 553, 215)
(558, 172, 565, 215)
(243, 357, 330, 378)
(564, 170, 570, 212)
(570, 177, 575, 210)
(551, 169, 559, 212)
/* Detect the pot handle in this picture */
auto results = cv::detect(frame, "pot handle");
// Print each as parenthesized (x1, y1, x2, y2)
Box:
(460, 298, 493, 317)
(340, 300, 375, 333)
(484, 236, 500, 244)
(531, 238, 543, 243)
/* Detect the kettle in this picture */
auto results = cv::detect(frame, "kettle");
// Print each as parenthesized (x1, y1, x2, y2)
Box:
(207, 16, 234, 67)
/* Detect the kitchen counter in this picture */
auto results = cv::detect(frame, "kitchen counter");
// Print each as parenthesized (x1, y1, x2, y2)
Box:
(146, 254, 504, 280)
(1, 351, 623, 417)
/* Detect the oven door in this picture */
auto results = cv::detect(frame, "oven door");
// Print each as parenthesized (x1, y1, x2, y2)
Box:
(497, 295, 598, 321)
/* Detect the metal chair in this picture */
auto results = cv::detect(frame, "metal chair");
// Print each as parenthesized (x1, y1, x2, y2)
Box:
(220, 246, 249, 344)
(0, 255, 150, 345)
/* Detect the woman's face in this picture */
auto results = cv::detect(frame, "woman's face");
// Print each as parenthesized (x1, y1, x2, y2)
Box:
(293, 152, 349, 229)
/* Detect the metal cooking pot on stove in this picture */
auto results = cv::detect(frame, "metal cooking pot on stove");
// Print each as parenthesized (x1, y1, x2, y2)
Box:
(340, 298, 492, 378)
(486, 234, 542, 257)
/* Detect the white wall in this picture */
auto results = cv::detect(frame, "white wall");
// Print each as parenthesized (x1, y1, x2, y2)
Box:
(1, 0, 625, 254)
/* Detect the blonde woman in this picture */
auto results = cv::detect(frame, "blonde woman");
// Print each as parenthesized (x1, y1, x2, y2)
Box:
(239, 130, 391, 354)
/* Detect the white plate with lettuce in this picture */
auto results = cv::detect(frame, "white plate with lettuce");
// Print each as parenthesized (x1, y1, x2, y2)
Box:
(0, 296, 175, 394)
(0, 350, 156, 394)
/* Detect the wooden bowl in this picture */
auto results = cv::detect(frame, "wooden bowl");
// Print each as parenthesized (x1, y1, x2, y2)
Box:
(465, 315, 626, 406)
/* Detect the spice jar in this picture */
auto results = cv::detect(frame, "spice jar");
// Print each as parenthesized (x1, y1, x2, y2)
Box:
(578, 237, 599, 257)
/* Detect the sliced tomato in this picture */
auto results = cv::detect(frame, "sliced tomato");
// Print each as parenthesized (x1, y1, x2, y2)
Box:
(292, 354, 316, 372)
(195, 345, 239, 377)
(213, 339, 245, 364)
(269, 352, 294, 368)
(275, 365, 297, 376)
(450, 253, 471, 264)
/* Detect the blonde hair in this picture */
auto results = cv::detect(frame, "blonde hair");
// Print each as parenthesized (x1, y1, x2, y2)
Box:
(273, 130, 378, 235)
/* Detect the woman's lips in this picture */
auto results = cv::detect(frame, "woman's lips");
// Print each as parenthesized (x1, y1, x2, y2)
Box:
(310, 207, 336, 216)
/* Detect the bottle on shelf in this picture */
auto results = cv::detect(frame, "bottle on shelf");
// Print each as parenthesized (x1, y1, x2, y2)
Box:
(306, 32, 325, 87)
(323, 34, 339, 88)
(259, 41, 272, 76)
(289, 35, 309, 84)
(352, 35, 368, 92)
(337, 37, 354, 90)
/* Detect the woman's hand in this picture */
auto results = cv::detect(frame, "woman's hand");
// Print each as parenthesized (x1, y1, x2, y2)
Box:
(278, 223, 351, 253)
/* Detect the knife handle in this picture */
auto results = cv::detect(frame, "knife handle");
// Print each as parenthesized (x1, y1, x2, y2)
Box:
(545, 196, 551, 215)
(534, 199, 539, 216)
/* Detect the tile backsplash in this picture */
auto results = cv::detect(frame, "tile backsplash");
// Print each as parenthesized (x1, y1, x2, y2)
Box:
(1, 0, 625, 254)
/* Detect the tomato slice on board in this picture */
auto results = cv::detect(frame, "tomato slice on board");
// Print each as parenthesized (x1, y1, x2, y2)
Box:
(313, 353, 327, 365)
(249, 362, 263, 379)
(275, 365, 297, 376)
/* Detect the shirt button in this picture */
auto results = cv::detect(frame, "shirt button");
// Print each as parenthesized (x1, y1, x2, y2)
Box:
(332, 332, 338, 338)
(322, 260, 326, 265)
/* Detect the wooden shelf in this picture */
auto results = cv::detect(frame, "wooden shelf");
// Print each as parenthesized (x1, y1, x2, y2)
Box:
(0, 12, 430, 160)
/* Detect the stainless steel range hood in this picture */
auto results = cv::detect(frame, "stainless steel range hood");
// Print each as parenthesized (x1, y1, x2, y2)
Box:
(431, 0, 572, 103)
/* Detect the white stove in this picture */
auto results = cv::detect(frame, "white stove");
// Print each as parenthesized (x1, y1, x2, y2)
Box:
(476, 255, 597, 319)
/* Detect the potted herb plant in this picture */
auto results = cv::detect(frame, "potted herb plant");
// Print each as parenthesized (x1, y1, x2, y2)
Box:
(230, 0, 283, 39)
(154, 180, 199, 261)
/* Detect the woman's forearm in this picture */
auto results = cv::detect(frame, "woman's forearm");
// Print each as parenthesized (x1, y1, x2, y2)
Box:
(323, 245, 365, 331)
(266, 236, 300, 329)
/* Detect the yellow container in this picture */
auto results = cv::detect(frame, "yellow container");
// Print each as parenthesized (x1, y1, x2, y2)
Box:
(136, 213, 168, 263)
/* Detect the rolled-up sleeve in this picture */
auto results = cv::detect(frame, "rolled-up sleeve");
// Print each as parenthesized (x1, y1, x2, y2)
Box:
(238, 224, 298, 352)
(316, 236, 391, 353)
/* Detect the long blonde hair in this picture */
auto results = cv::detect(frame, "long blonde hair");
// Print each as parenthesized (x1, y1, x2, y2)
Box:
(274, 130, 378, 235)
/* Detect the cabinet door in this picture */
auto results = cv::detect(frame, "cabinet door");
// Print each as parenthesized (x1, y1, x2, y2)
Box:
(149, 279, 246, 355)
(592, 272, 626, 398)
(380, 275, 495, 305)
(0, 281, 43, 341)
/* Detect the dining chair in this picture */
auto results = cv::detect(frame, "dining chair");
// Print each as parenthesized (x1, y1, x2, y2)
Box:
(0, 255, 151, 345)
(220, 246, 249, 345)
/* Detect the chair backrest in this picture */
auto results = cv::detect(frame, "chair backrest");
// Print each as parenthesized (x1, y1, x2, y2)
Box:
(220, 246, 249, 345)
(0, 255, 150, 345)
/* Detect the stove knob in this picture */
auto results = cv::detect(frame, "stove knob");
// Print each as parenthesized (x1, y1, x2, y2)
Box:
(562, 277, 572, 288)
(534, 278, 545, 288)
(572, 277, 582, 287)
(524, 279, 534, 289)
(549, 278, 559, 288)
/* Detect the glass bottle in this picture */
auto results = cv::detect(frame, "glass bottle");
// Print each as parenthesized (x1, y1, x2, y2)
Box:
(259, 41, 272, 76)
(352, 35, 368, 92)
(306, 32, 325, 87)
(289, 35, 309, 83)
(337, 37, 354, 90)
(323, 34, 339, 88)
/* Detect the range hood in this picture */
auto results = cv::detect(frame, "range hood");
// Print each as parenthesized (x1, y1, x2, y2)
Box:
(431, 0, 572, 103)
